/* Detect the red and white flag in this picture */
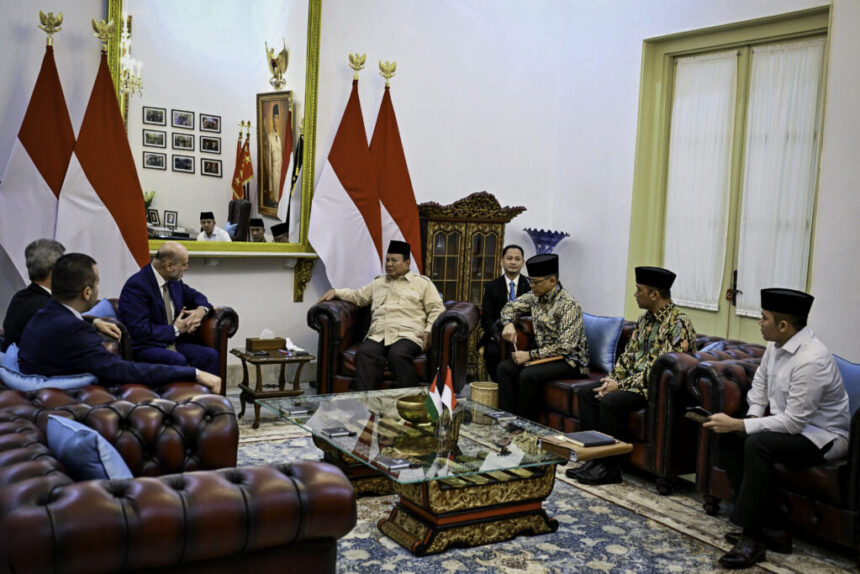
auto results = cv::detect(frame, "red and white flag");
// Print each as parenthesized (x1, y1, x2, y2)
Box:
(55, 53, 148, 298)
(370, 85, 422, 273)
(0, 45, 75, 284)
(425, 367, 457, 421)
(276, 109, 296, 224)
(308, 79, 382, 289)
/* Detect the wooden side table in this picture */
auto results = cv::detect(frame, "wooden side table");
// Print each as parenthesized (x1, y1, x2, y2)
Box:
(230, 348, 315, 428)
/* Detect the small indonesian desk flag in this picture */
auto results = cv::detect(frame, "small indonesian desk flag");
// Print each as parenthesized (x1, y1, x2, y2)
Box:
(425, 367, 457, 422)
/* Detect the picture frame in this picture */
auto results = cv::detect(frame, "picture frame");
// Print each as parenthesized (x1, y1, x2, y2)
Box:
(171, 109, 194, 130)
(142, 129, 166, 148)
(172, 132, 195, 151)
(200, 135, 221, 154)
(172, 154, 195, 174)
(142, 106, 166, 126)
(147, 209, 160, 225)
(164, 210, 178, 229)
(256, 91, 294, 217)
(201, 158, 223, 178)
(142, 151, 166, 170)
(200, 113, 221, 133)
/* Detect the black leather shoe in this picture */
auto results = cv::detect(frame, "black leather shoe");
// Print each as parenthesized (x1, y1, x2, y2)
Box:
(565, 460, 596, 479)
(575, 462, 622, 485)
(718, 535, 766, 569)
(724, 528, 792, 554)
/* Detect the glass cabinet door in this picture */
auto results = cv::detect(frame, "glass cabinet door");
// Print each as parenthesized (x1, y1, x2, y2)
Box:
(430, 229, 461, 301)
(468, 232, 499, 305)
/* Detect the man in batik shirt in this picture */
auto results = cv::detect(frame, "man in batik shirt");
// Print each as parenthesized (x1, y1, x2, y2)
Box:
(497, 254, 589, 421)
(570, 266, 697, 485)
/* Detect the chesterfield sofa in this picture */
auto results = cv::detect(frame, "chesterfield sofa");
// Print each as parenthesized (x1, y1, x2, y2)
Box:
(307, 300, 480, 394)
(500, 315, 765, 493)
(0, 381, 357, 573)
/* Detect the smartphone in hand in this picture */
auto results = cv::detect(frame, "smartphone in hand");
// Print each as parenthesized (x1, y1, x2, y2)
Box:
(685, 406, 712, 424)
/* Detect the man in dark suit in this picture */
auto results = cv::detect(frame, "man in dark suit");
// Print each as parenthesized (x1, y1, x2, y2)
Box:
(18, 253, 221, 392)
(117, 241, 219, 375)
(480, 244, 530, 380)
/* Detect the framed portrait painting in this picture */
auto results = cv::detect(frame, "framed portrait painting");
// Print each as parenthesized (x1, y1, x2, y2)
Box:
(200, 113, 221, 133)
(142, 151, 166, 170)
(164, 210, 178, 228)
(201, 158, 222, 178)
(171, 109, 194, 130)
(172, 132, 194, 151)
(172, 154, 194, 174)
(142, 106, 166, 126)
(200, 135, 221, 154)
(147, 209, 160, 225)
(142, 129, 166, 148)
(256, 91, 294, 217)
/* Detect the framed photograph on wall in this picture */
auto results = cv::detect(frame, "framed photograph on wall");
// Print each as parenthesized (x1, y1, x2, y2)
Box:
(142, 129, 166, 148)
(142, 106, 166, 126)
(164, 210, 178, 228)
(200, 135, 221, 154)
(201, 158, 222, 178)
(142, 151, 166, 170)
(172, 154, 194, 174)
(172, 132, 195, 151)
(256, 91, 294, 217)
(200, 113, 221, 133)
(171, 109, 194, 130)
(147, 209, 160, 225)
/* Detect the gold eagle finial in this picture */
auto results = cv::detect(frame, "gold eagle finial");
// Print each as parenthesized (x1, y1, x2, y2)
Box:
(91, 18, 115, 52)
(39, 11, 63, 46)
(265, 39, 289, 90)
(378, 60, 397, 87)
(349, 53, 366, 80)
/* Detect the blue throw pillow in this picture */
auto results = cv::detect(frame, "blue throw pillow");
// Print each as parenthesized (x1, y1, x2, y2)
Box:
(224, 221, 238, 238)
(1, 343, 18, 371)
(583, 313, 624, 373)
(0, 365, 97, 391)
(834, 355, 860, 416)
(85, 298, 117, 319)
(46, 415, 133, 481)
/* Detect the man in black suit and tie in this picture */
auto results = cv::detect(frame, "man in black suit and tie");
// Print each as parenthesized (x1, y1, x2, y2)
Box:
(18, 253, 221, 392)
(480, 244, 530, 380)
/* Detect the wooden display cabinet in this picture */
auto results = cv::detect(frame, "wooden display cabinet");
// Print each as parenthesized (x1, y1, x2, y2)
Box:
(418, 192, 525, 380)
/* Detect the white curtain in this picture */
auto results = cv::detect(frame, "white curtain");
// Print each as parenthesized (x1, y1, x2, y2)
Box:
(663, 51, 737, 310)
(735, 38, 825, 316)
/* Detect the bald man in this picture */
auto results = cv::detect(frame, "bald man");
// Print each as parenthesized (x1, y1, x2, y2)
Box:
(117, 241, 219, 376)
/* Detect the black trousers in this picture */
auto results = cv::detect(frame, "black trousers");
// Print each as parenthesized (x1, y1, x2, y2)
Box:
(497, 359, 584, 421)
(577, 388, 647, 468)
(716, 430, 826, 530)
(354, 338, 421, 391)
(483, 339, 502, 382)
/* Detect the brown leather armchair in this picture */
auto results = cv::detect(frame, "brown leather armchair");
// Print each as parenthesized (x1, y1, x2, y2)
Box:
(689, 356, 860, 554)
(307, 300, 479, 394)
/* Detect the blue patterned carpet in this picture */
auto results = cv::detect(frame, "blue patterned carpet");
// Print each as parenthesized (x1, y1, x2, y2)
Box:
(235, 428, 855, 574)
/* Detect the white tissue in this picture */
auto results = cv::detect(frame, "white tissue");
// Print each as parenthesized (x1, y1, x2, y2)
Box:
(259, 328, 275, 339)
(285, 338, 306, 353)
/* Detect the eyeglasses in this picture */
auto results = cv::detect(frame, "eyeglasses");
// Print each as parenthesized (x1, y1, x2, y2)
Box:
(526, 276, 551, 286)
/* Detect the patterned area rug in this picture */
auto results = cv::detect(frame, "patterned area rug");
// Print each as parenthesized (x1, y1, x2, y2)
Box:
(234, 406, 856, 574)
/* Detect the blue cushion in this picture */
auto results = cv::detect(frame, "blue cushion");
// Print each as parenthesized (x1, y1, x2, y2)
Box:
(85, 298, 117, 319)
(1, 343, 18, 371)
(224, 221, 238, 238)
(700, 340, 726, 353)
(0, 365, 97, 391)
(583, 313, 624, 373)
(46, 415, 133, 480)
(834, 355, 860, 416)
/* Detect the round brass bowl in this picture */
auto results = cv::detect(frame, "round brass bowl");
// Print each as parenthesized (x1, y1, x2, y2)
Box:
(396, 393, 432, 425)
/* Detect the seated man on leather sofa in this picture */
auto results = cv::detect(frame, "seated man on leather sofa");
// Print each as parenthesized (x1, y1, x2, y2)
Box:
(19, 253, 222, 393)
(571, 266, 697, 486)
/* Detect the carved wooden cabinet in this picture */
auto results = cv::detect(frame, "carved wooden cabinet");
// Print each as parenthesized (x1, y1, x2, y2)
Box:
(418, 192, 525, 379)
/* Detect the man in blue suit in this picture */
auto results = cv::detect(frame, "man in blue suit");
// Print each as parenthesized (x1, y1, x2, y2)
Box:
(18, 253, 221, 392)
(117, 241, 219, 376)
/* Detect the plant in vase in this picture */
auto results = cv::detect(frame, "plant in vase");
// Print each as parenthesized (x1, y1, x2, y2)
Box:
(143, 190, 156, 210)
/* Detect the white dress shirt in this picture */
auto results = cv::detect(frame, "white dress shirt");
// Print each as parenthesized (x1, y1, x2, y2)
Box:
(197, 226, 232, 242)
(744, 326, 850, 460)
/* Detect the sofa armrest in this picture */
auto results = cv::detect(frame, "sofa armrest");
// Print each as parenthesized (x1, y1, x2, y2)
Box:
(0, 462, 356, 574)
(432, 301, 479, 393)
(307, 300, 365, 394)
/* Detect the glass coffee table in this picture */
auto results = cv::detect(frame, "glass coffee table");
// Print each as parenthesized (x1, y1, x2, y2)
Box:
(258, 388, 565, 556)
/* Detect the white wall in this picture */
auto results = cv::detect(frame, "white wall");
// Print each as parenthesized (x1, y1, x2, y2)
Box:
(2, 0, 859, 363)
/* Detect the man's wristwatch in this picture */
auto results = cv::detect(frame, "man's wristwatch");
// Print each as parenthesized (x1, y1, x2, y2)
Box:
(174, 326, 180, 337)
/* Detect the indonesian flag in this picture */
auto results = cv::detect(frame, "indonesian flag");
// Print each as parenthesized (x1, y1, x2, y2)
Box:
(0, 45, 75, 284)
(277, 109, 294, 202)
(308, 79, 382, 289)
(370, 85, 422, 273)
(231, 132, 244, 199)
(277, 125, 302, 232)
(55, 53, 148, 298)
(425, 367, 457, 421)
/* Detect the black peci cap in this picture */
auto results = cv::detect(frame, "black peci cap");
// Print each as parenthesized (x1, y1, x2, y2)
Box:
(200, 211, 215, 220)
(526, 254, 558, 277)
(635, 266, 676, 290)
(271, 222, 289, 237)
(249, 218, 264, 228)
(761, 288, 814, 316)
(387, 240, 410, 257)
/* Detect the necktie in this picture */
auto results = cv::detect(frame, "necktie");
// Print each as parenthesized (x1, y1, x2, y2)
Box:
(162, 283, 174, 325)
(509, 280, 516, 302)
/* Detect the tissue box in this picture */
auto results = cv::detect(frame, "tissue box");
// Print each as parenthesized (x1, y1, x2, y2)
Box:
(246, 337, 286, 352)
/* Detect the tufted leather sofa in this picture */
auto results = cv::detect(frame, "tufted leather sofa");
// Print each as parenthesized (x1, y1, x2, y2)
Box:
(308, 300, 480, 394)
(0, 382, 357, 573)
(501, 318, 766, 493)
(689, 355, 860, 554)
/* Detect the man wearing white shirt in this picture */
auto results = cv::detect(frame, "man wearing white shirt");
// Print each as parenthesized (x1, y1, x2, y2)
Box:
(197, 211, 232, 242)
(479, 245, 530, 380)
(704, 288, 850, 569)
